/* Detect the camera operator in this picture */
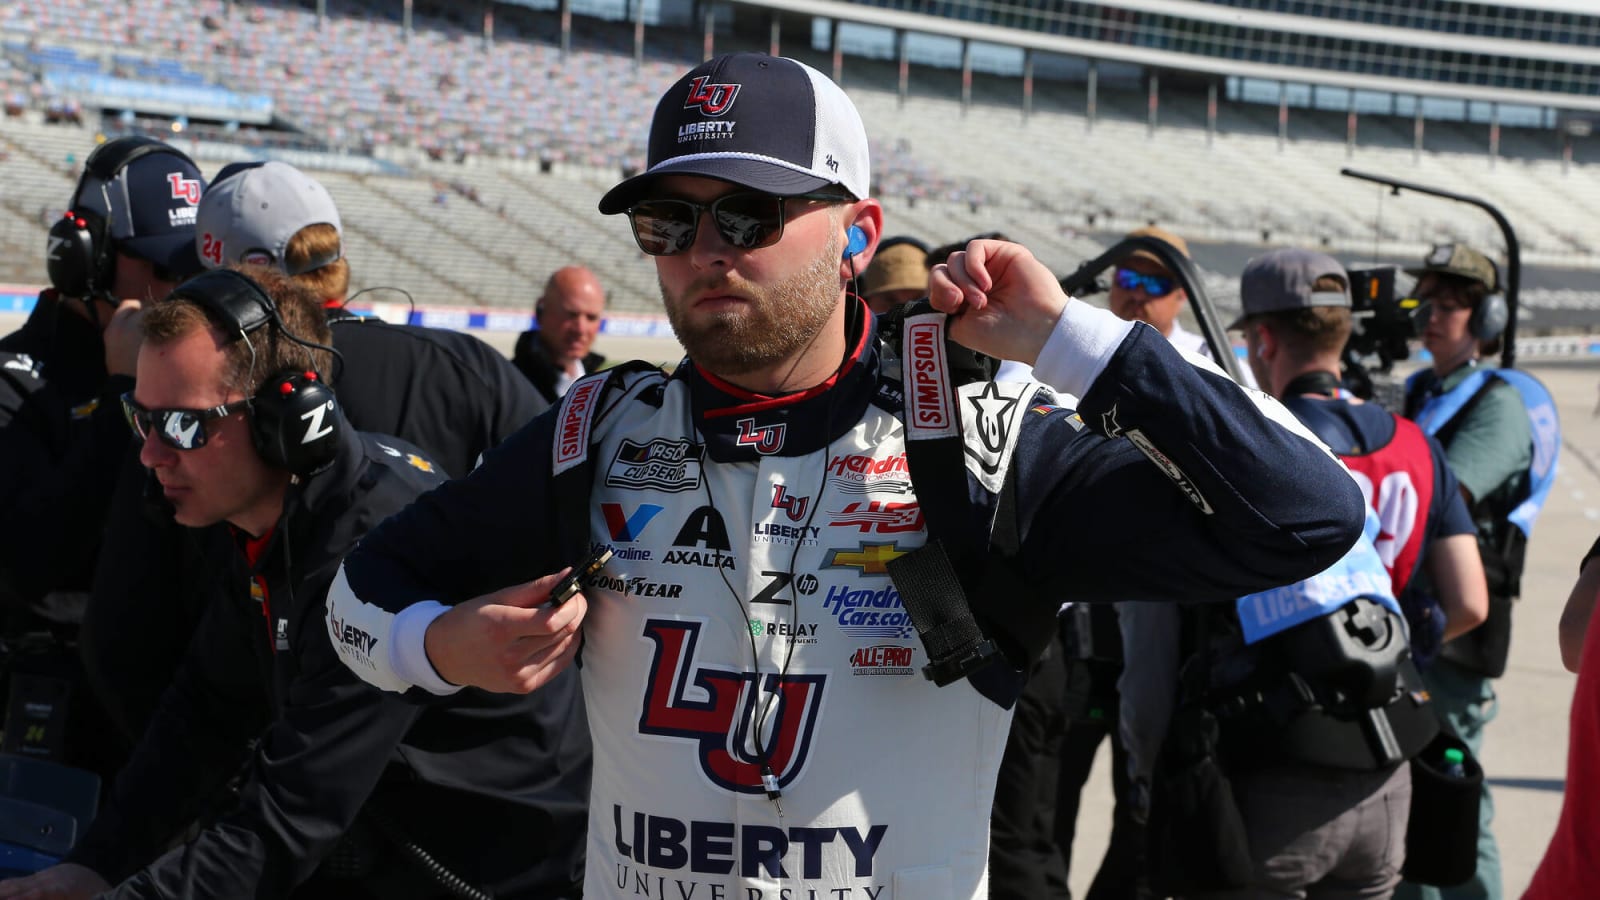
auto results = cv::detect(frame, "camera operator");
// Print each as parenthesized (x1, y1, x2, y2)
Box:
(1131, 248, 1457, 898)
(1397, 243, 1560, 900)
(1237, 248, 1488, 666)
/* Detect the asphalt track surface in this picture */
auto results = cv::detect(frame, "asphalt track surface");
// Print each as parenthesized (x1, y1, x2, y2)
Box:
(7, 313, 1585, 897)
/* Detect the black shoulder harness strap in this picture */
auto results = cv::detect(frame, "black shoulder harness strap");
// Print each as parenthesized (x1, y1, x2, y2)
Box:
(884, 303, 1051, 687)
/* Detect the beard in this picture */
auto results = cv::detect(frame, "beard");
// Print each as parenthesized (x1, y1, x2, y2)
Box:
(660, 229, 842, 380)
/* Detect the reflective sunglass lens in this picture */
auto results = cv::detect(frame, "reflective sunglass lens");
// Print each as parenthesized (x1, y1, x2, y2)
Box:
(712, 196, 780, 250)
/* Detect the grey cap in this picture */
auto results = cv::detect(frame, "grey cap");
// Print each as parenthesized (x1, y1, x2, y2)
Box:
(195, 161, 342, 275)
(1230, 247, 1350, 329)
(1405, 242, 1497, 292)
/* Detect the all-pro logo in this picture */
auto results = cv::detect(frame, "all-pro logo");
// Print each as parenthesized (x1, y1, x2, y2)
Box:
(167, 172, 201, 205)
(683, 75, 740, 116)
(638, 619, 825, 794)
(735, 418, 785, 455)
(770, 484, 809, 522)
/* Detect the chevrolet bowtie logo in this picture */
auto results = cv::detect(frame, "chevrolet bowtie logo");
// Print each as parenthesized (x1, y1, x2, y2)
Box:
(824, 542, 910, 575)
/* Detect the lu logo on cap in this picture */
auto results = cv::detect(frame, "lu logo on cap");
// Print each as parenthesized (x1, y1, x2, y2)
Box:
(684, 76, 739, 116)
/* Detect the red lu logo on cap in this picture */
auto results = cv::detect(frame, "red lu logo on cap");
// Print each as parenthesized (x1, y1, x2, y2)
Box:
(683, 76, 739, 116)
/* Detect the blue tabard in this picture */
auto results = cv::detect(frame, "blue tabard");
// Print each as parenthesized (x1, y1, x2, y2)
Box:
(1235, 507, 1402, 645)
(1406, 366, 1559, 539)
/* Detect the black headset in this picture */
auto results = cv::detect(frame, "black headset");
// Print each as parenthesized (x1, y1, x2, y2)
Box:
(168, 268, 342, 475)
(46, 136, 198, 305)
(1470, 281, 1509, 343)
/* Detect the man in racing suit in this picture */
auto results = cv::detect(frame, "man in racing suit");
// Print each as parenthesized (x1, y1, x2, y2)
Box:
(325, 53, 1366, 900)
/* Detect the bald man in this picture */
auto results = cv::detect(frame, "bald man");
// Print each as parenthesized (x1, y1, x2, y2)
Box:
(513, 266, 607, 402)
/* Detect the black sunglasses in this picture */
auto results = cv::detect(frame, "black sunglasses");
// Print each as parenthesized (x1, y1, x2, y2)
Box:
(121, 392, 252, 451)
(626, 191, 846, 256)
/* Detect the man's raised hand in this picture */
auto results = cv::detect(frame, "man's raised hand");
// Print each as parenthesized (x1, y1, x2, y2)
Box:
(928, 239, 1071, 366)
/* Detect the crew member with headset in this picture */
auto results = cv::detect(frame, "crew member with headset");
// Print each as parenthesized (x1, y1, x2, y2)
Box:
(0, 135, 204, 775)
(1397, 243, 1560, 900)
(1133, 249, 1444, 899)
(80, 159, 550, 746)
(0, 267, 589, 900)
(0, 135, 202, 632)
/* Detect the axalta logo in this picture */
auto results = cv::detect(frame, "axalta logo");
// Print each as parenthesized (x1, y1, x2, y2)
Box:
(638, 620, 824, 794)
(682, 75, 740, 116)
(822, 583, 914, 639)
(850, 644, 915, 676)
(606, 438, 703, 492)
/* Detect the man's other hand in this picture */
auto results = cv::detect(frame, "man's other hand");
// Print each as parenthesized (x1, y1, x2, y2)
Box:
(423, 569, 587, 694)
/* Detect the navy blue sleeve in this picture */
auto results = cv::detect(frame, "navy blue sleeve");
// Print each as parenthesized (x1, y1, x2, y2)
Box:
(341, 410, 565, 612)
(1012, 325, 1365, 604)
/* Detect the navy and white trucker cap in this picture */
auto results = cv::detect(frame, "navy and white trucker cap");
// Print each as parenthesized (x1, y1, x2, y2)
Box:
(598, 53, 870, 214)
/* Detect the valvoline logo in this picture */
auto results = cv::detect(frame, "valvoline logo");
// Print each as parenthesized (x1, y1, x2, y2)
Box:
(638, 619, 825, 794)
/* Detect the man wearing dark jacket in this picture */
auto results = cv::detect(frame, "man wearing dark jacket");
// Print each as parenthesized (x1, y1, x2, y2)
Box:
(512, 266, 606, 403)
(1, 135, 203, 632)
(0, 136, 204, 777)
(0, 267, 589, 900)
(81, 160, 548, 745)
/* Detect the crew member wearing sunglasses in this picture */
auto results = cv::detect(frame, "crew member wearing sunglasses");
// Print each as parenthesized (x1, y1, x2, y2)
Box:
(2, 266, 588, 900)
(326, 52, 1365, 900)
(1106, 226, 1200, 351)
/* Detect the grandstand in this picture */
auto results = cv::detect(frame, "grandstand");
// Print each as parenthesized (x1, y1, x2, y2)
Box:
(1, 0, 1599, 333)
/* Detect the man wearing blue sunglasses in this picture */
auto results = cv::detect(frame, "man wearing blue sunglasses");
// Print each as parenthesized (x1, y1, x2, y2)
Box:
(1107, 226, 1204, 356)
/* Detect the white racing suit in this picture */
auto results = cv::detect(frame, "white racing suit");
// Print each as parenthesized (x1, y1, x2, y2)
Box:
(327, 299, 1365, 900)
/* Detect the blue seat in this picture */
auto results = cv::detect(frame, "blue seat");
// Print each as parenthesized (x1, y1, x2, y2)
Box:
(0, 755, 99, 877)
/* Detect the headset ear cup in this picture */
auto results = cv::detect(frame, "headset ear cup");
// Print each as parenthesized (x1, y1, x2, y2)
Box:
(250, 371, 341, 475)
(46, 211, 102, 298)
(1471, 294, 1508, 342)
